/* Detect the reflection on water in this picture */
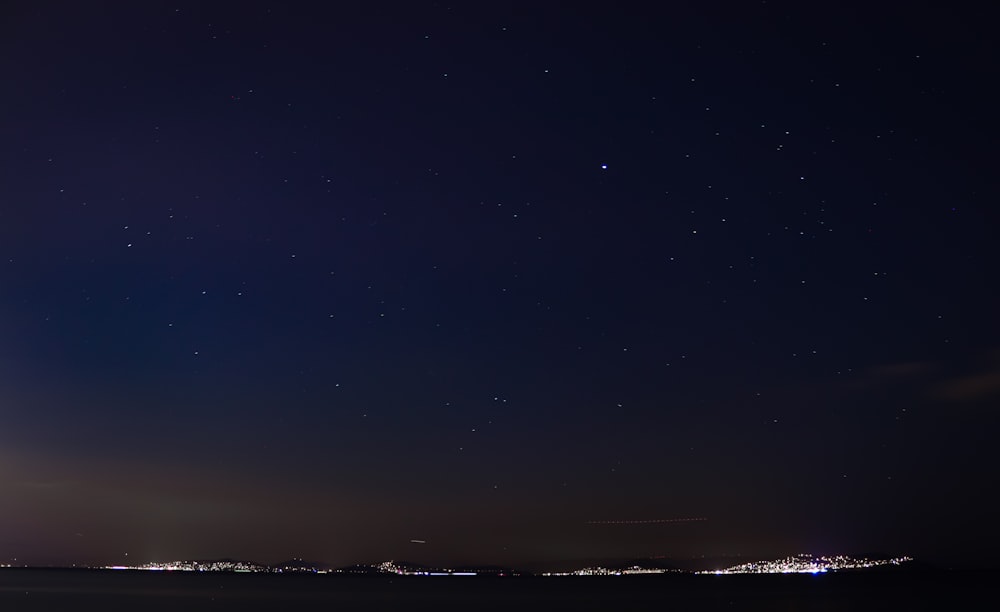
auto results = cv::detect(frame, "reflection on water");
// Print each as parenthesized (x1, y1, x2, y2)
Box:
(0, 568, 989, 611)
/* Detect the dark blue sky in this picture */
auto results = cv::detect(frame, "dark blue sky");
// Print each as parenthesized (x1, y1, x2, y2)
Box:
(1, 1, 997, 569)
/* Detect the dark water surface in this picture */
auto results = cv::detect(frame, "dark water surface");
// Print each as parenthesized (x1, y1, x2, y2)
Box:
(0, 569, 988, 611)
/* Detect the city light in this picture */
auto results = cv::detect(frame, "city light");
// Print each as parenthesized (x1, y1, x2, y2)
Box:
(700, 555, 913, 575)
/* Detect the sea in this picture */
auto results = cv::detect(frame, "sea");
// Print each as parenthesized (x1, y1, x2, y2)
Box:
(0, 568, 989, 611)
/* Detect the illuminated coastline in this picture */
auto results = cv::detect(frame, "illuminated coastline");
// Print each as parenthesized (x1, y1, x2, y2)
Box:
(699, 554, 914, 575)
(93, 553, 914, 576)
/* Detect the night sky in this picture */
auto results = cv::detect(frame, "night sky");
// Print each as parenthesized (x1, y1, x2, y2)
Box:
(2, 1, 998, 569)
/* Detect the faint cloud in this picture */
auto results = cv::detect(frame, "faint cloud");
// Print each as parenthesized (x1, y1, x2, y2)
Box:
(850, 360, 936, 392)
(868, 361, 935, 380)
(935, 362, 1000, 402)
(862, 352, 1000, 404)
(19, 480, 73, 489)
